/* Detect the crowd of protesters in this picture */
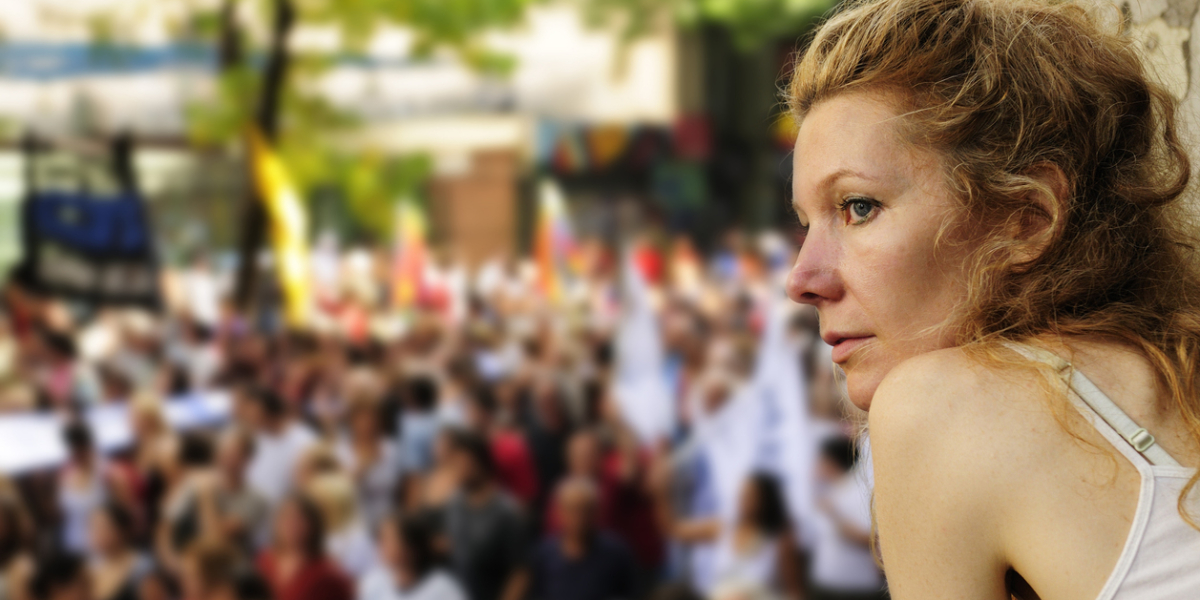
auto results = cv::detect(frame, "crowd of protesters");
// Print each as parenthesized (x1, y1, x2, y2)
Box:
(0, 231, 885, 600)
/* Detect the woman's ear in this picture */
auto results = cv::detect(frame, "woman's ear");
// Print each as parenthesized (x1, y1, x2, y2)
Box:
(1009, 163, 1069, 264)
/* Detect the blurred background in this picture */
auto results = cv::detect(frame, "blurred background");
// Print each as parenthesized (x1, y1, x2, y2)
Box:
(0, 2, 1194, 600)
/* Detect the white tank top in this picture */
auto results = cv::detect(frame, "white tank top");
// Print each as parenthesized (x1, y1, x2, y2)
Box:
(1015, 344, 1200, 599)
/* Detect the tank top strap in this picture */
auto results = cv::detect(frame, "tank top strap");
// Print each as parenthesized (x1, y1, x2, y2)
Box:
(1003, 342, 1182, 469)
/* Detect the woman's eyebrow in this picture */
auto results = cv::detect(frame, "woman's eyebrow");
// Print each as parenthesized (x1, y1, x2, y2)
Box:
(817, 168, 876, 191)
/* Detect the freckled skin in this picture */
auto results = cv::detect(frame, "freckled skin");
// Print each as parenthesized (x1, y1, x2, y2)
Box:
(786, 90, 970, 410)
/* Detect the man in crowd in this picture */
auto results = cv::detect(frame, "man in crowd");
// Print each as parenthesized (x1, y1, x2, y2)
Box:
(441, 431, 527, 600)
(505, 477, 638, 600)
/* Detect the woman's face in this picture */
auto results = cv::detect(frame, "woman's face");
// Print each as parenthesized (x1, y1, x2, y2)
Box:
(788, 90, 969, 410)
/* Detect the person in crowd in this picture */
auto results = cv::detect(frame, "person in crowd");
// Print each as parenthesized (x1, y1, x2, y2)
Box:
(549, 425, 662, 578)
(193, 428, 270, 558)
(126, 394, 177, 542)
(406, 429, 460, 517)
(155, 433, 217, 572)
(305, 473, 376, 579)
(652, 467, 802, 599)
(58, 423, 132, 555)
(86, 504, 151, 600)
(180, 538, 271, 600)
(256, 494, 353, 600)
(397, 377, 440, 474)
(179, 539, 241, 600)
(0, 499, 33, 600)
(132, 569, 175, 600)
(464, 387, 538, 510)
(809, 437, 885, 600)
(521, 379, 572, 527)
(441, 431, 527, 600)
(237, 385, 317, 505)
(335, 397, 403, 531)
(357, 515, 466, 600)
(504, 477, 637, 600)
(28, 553, 91, 600)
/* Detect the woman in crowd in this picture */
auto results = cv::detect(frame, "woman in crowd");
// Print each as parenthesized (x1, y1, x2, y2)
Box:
(256, 495, 353, 600)
(785, 0, 1200, 596)
(58, 423, 132, 555)
(306, 473, 377, 579)
(653, 468, 801, 599)
(126, 394, 176, 543)
(357, 515, 465, 600)
(809, 437, 884, 600)
(88, 503, 152, 600)
(335, 397, 403, 531)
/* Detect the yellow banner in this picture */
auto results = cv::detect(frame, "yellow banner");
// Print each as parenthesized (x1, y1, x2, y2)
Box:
(247, 129, 312, 328)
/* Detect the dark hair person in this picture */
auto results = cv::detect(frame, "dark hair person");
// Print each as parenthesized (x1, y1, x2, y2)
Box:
(652, 467, 802, 598)
(785, 0, 1200, 597)
(255, 495, 353, 600)
(356, 515, 466, 600)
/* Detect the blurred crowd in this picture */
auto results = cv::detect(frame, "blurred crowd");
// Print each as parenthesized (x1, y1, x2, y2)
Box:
(0, 231, 885, 600)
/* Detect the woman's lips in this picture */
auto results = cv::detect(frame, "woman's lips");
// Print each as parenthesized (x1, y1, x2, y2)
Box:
(829, 336, 875, 364)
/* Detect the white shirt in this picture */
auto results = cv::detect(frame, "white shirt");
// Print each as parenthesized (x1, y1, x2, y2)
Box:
(357, 569, 467, 600)
(247, 422, 317, 505)
(328, 521, 378, 579)
(810, 473, 883, 592)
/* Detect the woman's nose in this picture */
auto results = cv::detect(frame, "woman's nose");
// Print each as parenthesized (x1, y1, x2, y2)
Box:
(786, 230, 842, 305)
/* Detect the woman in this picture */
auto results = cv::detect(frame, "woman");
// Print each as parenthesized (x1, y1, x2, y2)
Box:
(127, 394, 176, 543)
(58, 423, 131, 554)
(256, 495, 354, 600)
(809, 437, 885, 600)
(88, 503, 152, 600)
(357, 515, 466, 600)
(653, 469, 801, 598)
(306, 473, 377, 579)
(335, 398, 403, 530)
(784, 0, 1200, 597)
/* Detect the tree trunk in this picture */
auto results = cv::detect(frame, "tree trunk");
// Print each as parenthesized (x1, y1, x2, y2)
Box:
(232, 0, 295, 311)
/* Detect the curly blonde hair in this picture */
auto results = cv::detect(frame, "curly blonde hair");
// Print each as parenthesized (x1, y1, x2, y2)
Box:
(788, 0, 1198, 524)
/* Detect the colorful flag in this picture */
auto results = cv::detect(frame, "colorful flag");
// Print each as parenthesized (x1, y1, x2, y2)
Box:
(534, 179, 581, 302)
(392, 199, 427, 310)
(247, 128, 313, 328)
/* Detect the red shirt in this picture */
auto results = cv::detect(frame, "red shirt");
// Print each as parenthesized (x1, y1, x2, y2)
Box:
(256, 552, 353, 600)
(490, 431, 540, 507)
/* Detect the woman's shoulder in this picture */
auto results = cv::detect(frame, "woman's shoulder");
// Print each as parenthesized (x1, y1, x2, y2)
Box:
(869, 345, 1076, 491)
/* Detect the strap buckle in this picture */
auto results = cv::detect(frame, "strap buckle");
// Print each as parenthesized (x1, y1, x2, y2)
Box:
(1129, 428, 1156, 453)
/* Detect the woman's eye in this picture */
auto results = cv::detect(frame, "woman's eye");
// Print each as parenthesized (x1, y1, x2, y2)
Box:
(839, 198, 878, 224)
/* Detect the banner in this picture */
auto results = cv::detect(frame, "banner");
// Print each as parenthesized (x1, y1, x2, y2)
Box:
(14, 138, 160, 308)
(247, 129, 313, 328)
(0, 391, 231, 475)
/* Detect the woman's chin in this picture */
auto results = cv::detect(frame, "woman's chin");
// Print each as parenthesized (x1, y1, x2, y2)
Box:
(843, 369, 880, 412)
